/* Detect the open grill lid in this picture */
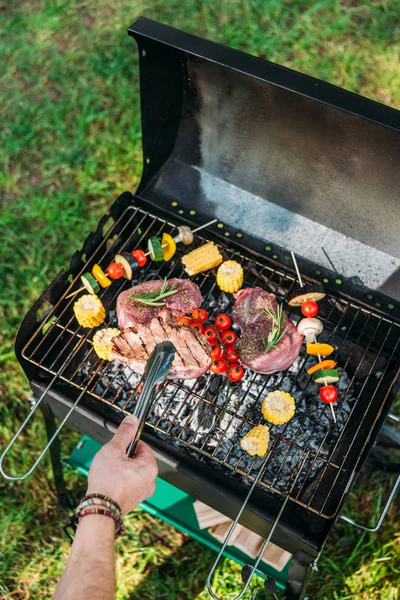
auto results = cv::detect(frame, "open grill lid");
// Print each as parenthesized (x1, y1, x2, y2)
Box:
(128, 18, 400, 301)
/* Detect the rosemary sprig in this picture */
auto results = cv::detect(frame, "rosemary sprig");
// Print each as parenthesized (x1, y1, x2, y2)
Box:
(262, 304, 288, 353)
(131, 278, 178, 306)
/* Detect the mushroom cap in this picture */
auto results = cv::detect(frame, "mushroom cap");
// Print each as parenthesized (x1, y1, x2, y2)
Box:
(297, 317, 323, 336)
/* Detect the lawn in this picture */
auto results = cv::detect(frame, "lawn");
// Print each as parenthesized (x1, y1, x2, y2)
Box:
(1, 1, 399, 598)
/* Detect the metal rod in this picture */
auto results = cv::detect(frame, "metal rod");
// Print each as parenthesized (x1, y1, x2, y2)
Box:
(206, 452, 309, 600)
(290, 250, 303, 287)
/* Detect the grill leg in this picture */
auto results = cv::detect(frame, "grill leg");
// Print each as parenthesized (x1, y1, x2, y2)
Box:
(285, 550, 314, 600)
(39, 401, 69, 509)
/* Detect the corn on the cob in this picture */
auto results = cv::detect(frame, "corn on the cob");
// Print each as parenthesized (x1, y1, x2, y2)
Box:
(216, 260, 244, 293)
(73, 294, 106, 328)
(262, 390, 296, 425)
(240, 425, 270, 457)
(181, 242, 223, 276)
(93, 328, 120, 360)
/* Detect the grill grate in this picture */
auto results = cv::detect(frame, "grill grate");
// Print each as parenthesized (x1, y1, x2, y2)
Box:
(22, 204, 400, 518)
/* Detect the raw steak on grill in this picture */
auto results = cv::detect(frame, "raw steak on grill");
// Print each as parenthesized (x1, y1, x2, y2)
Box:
(116, 278, 202, 329)
(232, 288, 303, 374)
(110, 308, 212, 379)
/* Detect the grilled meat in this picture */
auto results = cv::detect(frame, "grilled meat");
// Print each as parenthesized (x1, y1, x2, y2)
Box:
(233, 288, 303, 374)
(110, 308, 212, 379)
(116, 278, 202, 329)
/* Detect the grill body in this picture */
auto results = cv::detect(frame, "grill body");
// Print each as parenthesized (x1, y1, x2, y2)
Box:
(13, 19, 400, 599)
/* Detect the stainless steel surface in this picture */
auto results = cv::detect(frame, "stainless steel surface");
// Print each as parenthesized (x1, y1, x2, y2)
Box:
(126, 341, 176, 457)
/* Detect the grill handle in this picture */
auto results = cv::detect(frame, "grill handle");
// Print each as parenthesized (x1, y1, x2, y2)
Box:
(126, 341, 175, 458)
(206, 449, 309, 600)
(339, 413, 400, 532)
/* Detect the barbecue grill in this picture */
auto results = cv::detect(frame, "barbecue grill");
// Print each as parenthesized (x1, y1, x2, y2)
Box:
(3, 17, 400, 599)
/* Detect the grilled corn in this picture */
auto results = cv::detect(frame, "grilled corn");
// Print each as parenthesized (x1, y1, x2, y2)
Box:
(93, 327, 120, 360)
(73, 294, 106, 328)
(240, 425, 270, 457)
(216, 260, 244, 293)
(262, 390, 296, 425)
(182, 242, 223, 276)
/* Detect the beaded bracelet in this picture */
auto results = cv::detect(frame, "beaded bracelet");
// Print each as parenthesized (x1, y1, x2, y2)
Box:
(78, 507, 125, 537)
(79, 493, 122, 513)
(77, 497, 122, 516)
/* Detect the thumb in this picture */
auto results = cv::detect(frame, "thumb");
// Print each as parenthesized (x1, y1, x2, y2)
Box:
(110, 415, 138, 451)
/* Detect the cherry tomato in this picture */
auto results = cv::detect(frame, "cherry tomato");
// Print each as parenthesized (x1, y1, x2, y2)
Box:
(131, 249, 147, 267)
(301, 300, 319, 318)
(226, 347, 240, 363)
(215, 313, 231, 331)
(107, 262, 124, 279)
(221, 330, 237, 346)
(190, 319, 205, 335)
(210, 344, 224, 361)
(210, 359, 227, 374)
(177, 316, 192, 327)
(228, 363, 245, 382)
(192, 308, 209, 321)
(319, 385, 338, 404)
(204, 325, 218, 343)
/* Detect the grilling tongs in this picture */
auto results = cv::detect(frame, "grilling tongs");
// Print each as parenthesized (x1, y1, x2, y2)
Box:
(126, 341, 176, 458)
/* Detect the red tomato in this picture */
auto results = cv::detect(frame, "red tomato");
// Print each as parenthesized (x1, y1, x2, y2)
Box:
(228, 364, 245, 382)
(131, 249, 147, 267)
(215, 313, 231, 330)
(221, 330, 237, 346)
(210, 359, 227, 374)
(107, 262, 124, 279)
(319, 385, 338, 404)
(204, 326, 218, 343)
(226, 347, 240, 363)
(301, 300, 319, 318)
(210, 344, 224, 361)
(190, 319, 205, 335)
(177, 316, 192, 327)
(192, 308, 209, 321)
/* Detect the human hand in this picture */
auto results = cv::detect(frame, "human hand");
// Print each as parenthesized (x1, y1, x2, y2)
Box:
(87, 416, 158, 516)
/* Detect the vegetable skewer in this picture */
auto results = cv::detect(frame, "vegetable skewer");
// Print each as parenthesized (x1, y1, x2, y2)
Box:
(143, 218, 218, 257)
(291, 250, 337, 423)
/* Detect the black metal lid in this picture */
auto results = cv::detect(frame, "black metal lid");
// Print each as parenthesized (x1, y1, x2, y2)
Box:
(128, 18, 400, 263)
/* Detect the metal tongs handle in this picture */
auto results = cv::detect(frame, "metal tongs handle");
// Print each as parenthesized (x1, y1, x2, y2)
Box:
(126, 341, 175, 458)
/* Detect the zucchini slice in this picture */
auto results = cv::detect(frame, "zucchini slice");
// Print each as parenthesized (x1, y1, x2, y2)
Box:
(288, 282, 326, 306)
(115, 253, 138, 280)
(148, 236, 164, 261)
(313, 369, 340, 384)
(81, 273, 101, 295)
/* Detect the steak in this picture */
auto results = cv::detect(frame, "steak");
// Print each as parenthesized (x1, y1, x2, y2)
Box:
(233, 288, 303, 374)
(116, 278, 202, 329)
(110, 308, 212, 379)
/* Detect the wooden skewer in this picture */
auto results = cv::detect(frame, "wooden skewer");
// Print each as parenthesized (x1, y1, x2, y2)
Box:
(315, 344, 337, 424)
(290, 250, 304, 288)
(65, 286, 85, 299)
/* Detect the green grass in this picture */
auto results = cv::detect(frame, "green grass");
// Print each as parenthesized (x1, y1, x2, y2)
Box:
(1, 0, 399, 598)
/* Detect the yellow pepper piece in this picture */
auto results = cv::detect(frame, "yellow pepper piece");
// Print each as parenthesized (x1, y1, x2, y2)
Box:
(307, 359, 337, 375)
(73, 294, 106, 328)
(216, 260, 244, 293)
(92, 264, 112, 288)
(262, 390, 296, 425)
(93, 328, 120, 360)
(240, 425, 270, 457)
(306, 343, 334, 356)
(161, 232, 177, 261)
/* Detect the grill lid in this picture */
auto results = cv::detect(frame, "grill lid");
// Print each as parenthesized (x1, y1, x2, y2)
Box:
(128, 18, 400, 299)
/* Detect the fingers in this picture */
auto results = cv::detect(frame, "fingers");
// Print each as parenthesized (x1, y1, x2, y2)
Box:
(135, 441, 158, 477)
(109, 415, 138, 452)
